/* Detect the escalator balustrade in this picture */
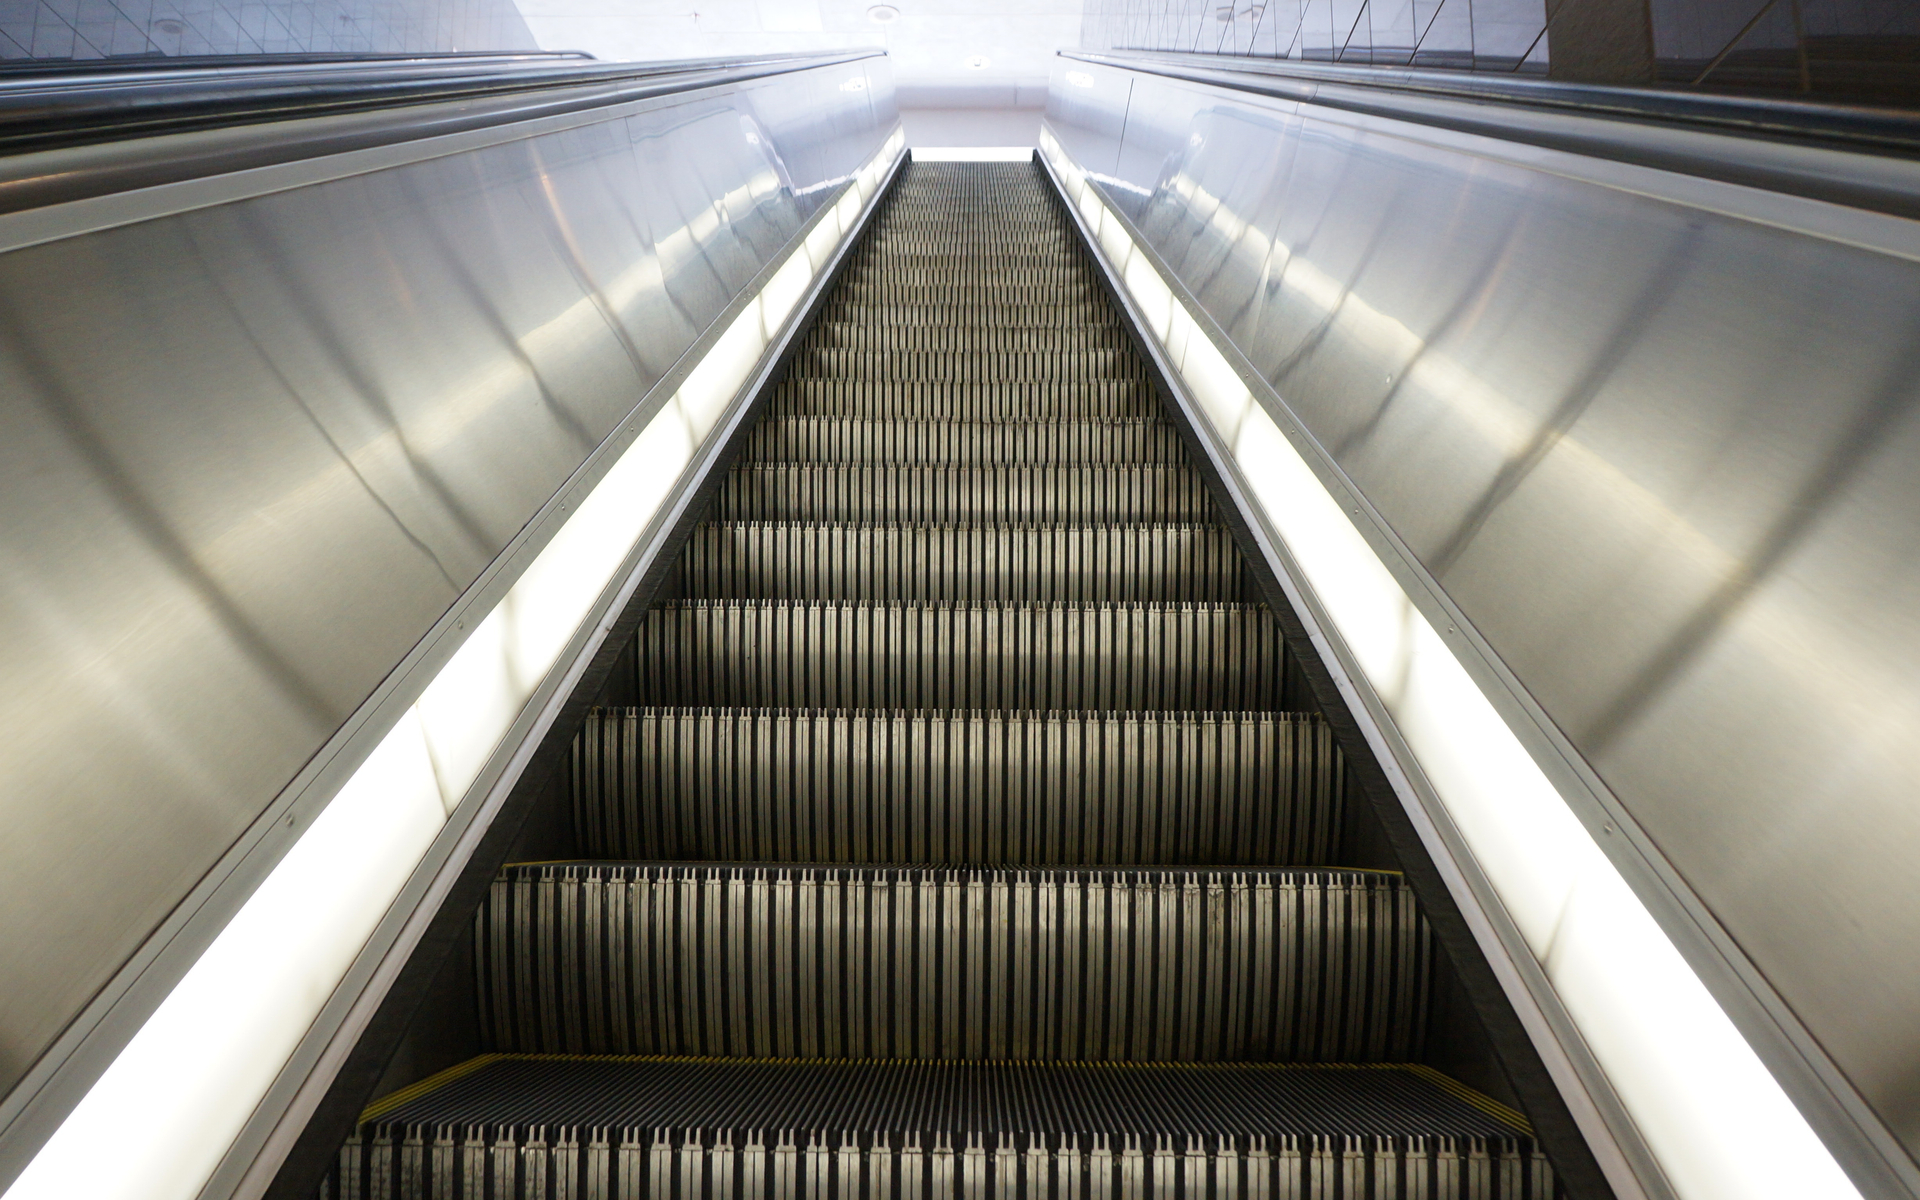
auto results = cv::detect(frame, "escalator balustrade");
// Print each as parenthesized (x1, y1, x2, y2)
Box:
(325, 161, 1551, 1200)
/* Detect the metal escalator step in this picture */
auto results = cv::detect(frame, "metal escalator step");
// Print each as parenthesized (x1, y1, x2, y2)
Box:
(827, 281, 1103, 306)
(817, 301, 1113, 327)
(838, 264, 1096, 285)
(714, 465, 1210, 522)
(868, 225, 1069, 239)
(570, 708, 1340, 865)
(839, 261, 1089, 276)
(336, 1059, 1546, 1200)
(807, 324, 1129, 352)
(631, 601, 1291, 711)
(476, 864, 1425, 1062)
(843, 247, 1088, 264)
(789, 349, 1143, 382)
(858, 245, 1079, 261)
(766, 380, 1156, 420)
(677, 523, 1248, 601)
(741, 420, 1182, 464)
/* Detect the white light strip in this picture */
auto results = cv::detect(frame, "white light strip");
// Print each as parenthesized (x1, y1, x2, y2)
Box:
(7, 125, 904, 1200)
(1038, 126, 1859, 1200)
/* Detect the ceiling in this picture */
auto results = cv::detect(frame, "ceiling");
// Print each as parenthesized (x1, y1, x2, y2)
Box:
(515, 0, 1082, 99)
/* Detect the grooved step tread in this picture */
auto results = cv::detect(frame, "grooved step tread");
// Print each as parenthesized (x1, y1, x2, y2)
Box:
(364, 1056, 1533, 1143)
(741, 420, 1182, 465)
(789, 349, 1145, 383)
(676, 522, 1251, 601)
(766, 380, 1156, 420)
(714, 465, 1213, 523)
(827, 284, 1106, 306)
(478, 864, 1425, 1062)
(817, 303, 1115, 328)
(572, 707, 1338, 865)
(809, 326, 1130, 352)
(632, 600, 1296, 712)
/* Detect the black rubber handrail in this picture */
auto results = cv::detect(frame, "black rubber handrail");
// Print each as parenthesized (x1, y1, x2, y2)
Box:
(1061, 49, 1920, 221)
(0, 50, 883, 216)
(0, 49, 874, 157)
(0, 50, 594, 78)
(1069, 49, 1920, 157)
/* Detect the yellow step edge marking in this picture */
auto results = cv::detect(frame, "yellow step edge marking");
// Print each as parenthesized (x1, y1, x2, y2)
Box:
(1404, 1063, 1533, 1135)
(359, 1054, 503, 1123)
(359, 1054, 1528, 1137)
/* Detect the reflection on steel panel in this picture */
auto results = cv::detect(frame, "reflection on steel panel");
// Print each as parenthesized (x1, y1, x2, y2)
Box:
(0, 59, 893, 1102)
(1047, 60, 1920, 1161)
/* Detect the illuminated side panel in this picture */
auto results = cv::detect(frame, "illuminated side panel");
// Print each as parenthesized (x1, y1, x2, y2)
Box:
(1038, 125, 1859, 1200)
(6, 126, 904, 1200)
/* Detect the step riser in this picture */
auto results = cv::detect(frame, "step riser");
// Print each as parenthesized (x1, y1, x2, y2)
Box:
(839, 269, 1095, 285)
(808, 328, 1130, 353)
(825, 286, 1104, 306)
(815, 306, 1113, 328)
(678, 525, 1249, 602)
(572, 710, 1340, 866)
(847, 251, 1082, 265)
(742, 421, 1184, 466)
(766, 383, 1155, 421)
(790, 351, 1144, 383)
(633, 604, 1293, 711)
(479, 867, 1427, 1063)
(332, 1129, 1552, 1200)
(854, 248, 1079, 262)
(714, 467, 1213, 523)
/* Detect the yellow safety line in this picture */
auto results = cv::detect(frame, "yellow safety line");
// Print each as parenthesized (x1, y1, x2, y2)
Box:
(1403, 1063, 1533, 1135)
(359, 1054, 504, 1123)
(360, 1054, 1527, 1137)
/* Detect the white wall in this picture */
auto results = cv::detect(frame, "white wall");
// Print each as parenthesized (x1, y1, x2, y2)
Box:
(900, 107, 1041, 146)
(515, 0, 1080, 99)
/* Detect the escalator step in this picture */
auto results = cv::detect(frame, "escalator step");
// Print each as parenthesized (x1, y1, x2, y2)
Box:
(339, 1059, 1546, 1200)
(857, 242, 1080, 259)
(808, 325, 1130, 352)
(632, 601, 1292, 711)
(570, 708, 1340, 865)
(677, 523, 1248, 601)
(816, 301, 1113, 328)
(823, 282, 1104, 306)
(477, 864, 1424, 1062)
(843, 255, 1083, 272)
(714, 465, 1212, 522)
(766, 380, 1155, 420)
(844, 252, 1085, 271)
(741, 420, 1183, 464)
(790, 349, 1144, 382)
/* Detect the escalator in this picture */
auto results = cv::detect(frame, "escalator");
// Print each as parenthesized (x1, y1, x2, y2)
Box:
(319, 160, 1555, 1200)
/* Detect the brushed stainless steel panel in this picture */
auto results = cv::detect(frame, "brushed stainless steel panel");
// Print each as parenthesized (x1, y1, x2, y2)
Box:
(1047, 58, 1920, 1169)
(0, 60, 894, 1102)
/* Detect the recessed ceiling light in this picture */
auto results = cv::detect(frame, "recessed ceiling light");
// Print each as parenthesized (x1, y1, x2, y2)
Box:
(963, 54, 990, 70)
(867, 4, 899, 22)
